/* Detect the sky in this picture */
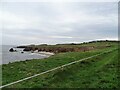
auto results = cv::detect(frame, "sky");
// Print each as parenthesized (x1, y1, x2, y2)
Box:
(0, 1, 118, 45)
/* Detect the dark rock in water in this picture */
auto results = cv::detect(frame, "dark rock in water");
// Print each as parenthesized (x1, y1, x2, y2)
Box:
(9, 48, 14, 52)
(21, 52, 24, 53)
(9, 48, 17, 52)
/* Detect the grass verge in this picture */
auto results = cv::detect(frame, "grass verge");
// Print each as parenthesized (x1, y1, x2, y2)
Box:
(6, 49, 118, 88)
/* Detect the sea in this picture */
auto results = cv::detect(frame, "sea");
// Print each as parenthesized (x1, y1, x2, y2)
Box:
(0, 45, 49, 65)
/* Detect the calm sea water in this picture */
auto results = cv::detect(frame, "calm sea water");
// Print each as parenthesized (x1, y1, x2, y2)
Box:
(1, 45, 49, 64)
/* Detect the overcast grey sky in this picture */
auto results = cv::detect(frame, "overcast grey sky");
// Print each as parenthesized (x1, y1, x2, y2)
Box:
(0, 1, 118, 45)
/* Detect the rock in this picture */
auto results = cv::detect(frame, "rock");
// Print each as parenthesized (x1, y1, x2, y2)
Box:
(15, 50, 17, 52)
(21, 52, 24, 53)
(9, 48, 14, 52)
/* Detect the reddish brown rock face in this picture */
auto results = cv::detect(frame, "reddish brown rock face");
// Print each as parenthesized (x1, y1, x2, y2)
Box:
(23, 46, 97, 53)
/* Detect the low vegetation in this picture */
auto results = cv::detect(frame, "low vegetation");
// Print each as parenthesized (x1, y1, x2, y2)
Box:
(17, 40, 118, 53)
(2, 40, 119, 88)
(8, 49, 119, 88)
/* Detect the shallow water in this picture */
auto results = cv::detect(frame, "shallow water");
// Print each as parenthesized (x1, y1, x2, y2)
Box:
(1, 45, 49, 64)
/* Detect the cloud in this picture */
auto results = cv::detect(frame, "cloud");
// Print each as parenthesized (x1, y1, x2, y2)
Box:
(1, 0, 119, 2)
(1, 2, 118, 45)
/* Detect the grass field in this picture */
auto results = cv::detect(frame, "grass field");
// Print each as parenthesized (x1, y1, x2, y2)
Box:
(2, 41, 119, 88)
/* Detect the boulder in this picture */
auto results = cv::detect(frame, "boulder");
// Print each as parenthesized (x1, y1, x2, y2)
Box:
(9, 48, 14, 52)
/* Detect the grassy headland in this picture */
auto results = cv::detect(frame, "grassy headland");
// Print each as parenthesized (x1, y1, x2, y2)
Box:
(17, 40, 118, 53)
(2, 40, 119, 88)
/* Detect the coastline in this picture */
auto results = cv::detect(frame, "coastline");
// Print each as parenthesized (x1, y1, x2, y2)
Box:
(2, 50, 54, 65)
(37, 51, 55, 56)
(2, 41, 118, 88)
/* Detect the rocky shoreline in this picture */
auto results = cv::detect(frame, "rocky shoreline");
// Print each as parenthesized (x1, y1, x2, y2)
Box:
(15, 40, 116, 54)
(16, 45, 95, 53)
(9, 47, 54, 56)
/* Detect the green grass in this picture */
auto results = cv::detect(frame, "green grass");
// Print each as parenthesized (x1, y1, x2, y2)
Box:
(2, 48, 105, 85)
(36, 40, 118, 47)
(6, 49, 118, 88)
(28, 40, 118, 50)
(0, 65, 2, 86)
(2, 41, 118, 88)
